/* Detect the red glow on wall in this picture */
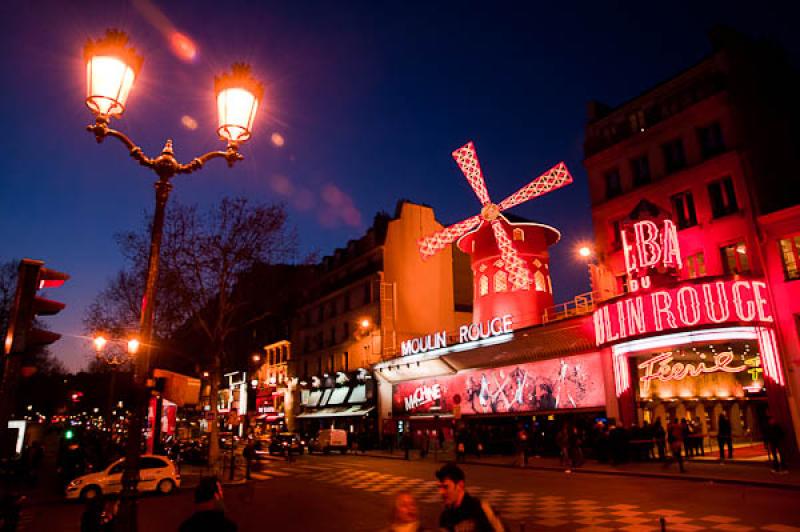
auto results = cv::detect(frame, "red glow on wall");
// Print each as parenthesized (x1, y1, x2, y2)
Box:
(593, 278, 774, 347)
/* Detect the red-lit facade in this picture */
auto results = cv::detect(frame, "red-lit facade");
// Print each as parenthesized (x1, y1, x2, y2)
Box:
(584, 30, 800, 451)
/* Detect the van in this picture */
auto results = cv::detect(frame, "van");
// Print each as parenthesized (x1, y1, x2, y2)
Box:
(310, 428, 348, 454)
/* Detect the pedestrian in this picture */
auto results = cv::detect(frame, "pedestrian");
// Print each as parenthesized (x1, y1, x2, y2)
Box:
(385, 491, 423, 532)
(513, 426, 529, 468)
(556, 425, 570, 471)
(436, 462, 504, 531)
(680, 419, 691, 458)
(667, 419, 685, 473)
(179, 476, 237, 532)
(765, 416, 787, 473)
(568, 426, 584, 469)
(421, 431, 430, 459)
(717, 413, 733, 461)
(401, 431, 412, 460)
(653, 418, 666, 461)
(243, 438, 255, 480)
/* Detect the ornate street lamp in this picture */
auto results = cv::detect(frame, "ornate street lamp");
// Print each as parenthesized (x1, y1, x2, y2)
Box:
(82, 29, 263, 531)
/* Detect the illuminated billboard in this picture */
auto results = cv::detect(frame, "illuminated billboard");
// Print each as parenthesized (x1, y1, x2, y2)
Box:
(392, 353, 605, 416)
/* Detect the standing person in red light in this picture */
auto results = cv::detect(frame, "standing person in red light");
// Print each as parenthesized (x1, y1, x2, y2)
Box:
(667, 418, 686, 473)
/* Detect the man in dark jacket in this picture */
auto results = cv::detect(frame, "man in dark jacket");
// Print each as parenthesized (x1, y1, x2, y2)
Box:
(179, 476, 237, 532)
(436, 463, 504, 531)
(717, 413, 733, 460)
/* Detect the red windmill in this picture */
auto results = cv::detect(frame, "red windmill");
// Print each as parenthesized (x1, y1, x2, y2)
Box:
(418, 141, 572, 290)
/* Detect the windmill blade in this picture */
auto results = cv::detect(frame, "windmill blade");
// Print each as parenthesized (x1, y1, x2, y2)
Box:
(490, 220, 532, 290)
(498, 162, 572, 212)
(418, 215, 482, 259)
(452, 142, 492, 206)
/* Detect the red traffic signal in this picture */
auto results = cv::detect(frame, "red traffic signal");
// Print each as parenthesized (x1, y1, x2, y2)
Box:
(4, 259, 70, 355)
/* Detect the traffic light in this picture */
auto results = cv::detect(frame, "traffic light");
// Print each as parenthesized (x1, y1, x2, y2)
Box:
(3, 259, 69, 355)
(1, 259, 69, 452)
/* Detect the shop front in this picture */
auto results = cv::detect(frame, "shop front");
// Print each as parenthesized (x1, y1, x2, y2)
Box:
(295, 371, 377, 446)
(376, 314, 612, 454)
(592, 217, 791, 453)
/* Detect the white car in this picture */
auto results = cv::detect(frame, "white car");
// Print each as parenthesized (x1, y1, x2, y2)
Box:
(66, 454, 181, 501)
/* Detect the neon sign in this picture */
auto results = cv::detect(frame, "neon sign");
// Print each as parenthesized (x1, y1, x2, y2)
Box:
(594, 279, 773, 346)
(638, 351, 747, 396)
(401, 314, 513, 356)
(622, 219, 681, 292)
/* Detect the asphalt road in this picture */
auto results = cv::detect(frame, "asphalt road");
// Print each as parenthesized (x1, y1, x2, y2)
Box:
(23, 453, 800, 531)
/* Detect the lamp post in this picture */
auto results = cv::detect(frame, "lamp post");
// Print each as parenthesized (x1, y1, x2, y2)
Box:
(93, 333, 139, 427)
(83, 29, 263, 530)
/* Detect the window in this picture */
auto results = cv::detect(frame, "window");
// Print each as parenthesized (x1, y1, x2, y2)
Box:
(534, 271, 546, 292)
(315, 331, 323, 350)
(343, 321, 350, 339)
(109, 462, 125, 475)
(328, 354, 335, 373)
(317, 306, 323, 323)
(685, 252, 706, 279)
(140, 457, 168, 469)
(363, 283, 371, 305)
(329, 326, 336, 346)
(662, 139, 686, 173)
(604, 168, 622, 199)
(779, 235, 800, 280)
(303, 360, 309, 379)
(610, 219, 623, 249)
(479, 275, 489, 296)
(513, 228, 524, 241)
(721, 242, 750, 275)
(493, 270, 507, 293)
(628, 110, 646, 133)
(671, 191, 697, 229)
(343, 351, 349, 372)
(317, 357, 322, 375)
(344, 292, 351, 311)
(698, 122, 725, 158)
(631, 155, 651, 186)
(268, 350, 274, 366)
(708, 177, 738, 218)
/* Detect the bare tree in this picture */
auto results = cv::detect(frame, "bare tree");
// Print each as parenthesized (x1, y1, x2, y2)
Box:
(85, 197, 294, 467)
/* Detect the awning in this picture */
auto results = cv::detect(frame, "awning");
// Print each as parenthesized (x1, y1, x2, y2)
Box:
(296, 405, 375, 419)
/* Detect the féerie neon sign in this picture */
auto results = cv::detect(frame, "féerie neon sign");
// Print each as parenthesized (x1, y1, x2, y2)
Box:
(622, 219, 681, 292)
(638, 351, 747, 395)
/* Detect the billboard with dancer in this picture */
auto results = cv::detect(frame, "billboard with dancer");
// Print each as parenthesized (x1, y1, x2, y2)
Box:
(392, 353, 605, 416)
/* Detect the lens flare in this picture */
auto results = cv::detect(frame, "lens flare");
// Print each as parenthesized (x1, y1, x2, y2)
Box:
(271, 132, 285, 147)
(181, 115, 198, 130)
(169, 31, 197, 62)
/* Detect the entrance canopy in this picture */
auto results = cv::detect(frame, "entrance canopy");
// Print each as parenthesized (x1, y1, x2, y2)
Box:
(296, 405, 375, 419)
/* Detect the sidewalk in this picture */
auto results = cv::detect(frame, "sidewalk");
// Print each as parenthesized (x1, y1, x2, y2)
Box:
(358, 448, 800, 490)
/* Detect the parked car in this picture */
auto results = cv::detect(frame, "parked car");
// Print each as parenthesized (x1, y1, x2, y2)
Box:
(65, 455, 180, 501)
(268, 433, 305, 455)
(308, 428, 348, 454)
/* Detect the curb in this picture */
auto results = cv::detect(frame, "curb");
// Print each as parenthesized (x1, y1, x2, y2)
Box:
(355, 453, 800, 491)
(459, 460, 800, 492)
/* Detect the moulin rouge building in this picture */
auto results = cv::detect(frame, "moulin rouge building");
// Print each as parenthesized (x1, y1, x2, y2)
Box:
(375, 30, 800, 454)
(585, 29, 800, 451)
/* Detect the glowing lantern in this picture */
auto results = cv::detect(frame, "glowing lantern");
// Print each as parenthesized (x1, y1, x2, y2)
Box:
(93, 335, 108, 351)
(215, 63, 263, 143)
(84, 29, 143, 118)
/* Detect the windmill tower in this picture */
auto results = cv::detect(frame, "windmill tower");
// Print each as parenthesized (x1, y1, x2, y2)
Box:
(418, 141, 572, 329)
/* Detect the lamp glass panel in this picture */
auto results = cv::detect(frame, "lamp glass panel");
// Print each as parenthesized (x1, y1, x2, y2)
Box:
(217, 87, 257, 141)
(86, 56, 135, 116)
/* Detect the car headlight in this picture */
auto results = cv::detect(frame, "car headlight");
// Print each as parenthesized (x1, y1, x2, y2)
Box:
(68, 478, 84, 487)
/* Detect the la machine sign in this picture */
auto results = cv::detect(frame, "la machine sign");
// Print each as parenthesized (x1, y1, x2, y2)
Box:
(401, 314, 513, 356)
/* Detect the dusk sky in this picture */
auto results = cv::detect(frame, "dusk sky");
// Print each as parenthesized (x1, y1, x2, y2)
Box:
(2, 1, 799, 372)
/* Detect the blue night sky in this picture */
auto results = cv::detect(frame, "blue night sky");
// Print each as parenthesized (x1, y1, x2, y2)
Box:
(1, 1, 798, 372)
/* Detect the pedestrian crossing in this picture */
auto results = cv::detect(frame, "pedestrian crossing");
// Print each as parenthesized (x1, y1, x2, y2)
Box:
(294, 465, 800, 532)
